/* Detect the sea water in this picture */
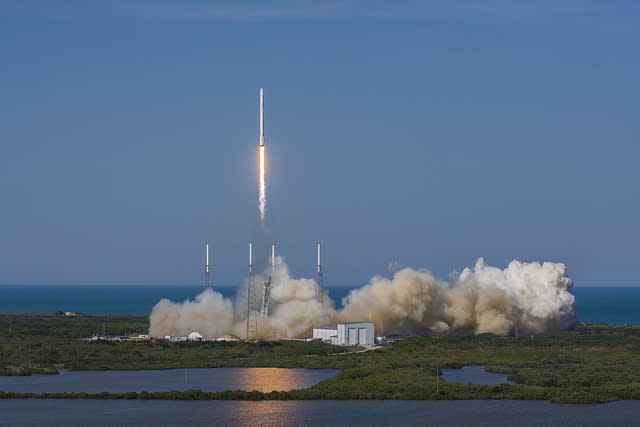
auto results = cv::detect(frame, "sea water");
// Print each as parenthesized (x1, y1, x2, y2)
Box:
(0, 285, 638, 324)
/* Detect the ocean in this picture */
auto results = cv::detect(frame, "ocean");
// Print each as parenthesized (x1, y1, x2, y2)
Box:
(0, 285, 638, 324)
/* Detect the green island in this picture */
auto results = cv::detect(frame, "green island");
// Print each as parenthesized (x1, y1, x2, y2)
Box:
(1, 313, 639, 403)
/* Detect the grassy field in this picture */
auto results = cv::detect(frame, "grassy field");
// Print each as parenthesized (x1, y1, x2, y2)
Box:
(1, 313, 639, 403)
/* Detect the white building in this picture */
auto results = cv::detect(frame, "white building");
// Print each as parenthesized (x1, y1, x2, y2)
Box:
(313, 322, 375, 346)
(337, 322, 374, 346)
(313, 326, 338, 343)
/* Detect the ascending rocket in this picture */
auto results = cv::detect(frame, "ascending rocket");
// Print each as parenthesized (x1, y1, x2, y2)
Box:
(259, 88, 265, 146)
(257, 88, 267, 220)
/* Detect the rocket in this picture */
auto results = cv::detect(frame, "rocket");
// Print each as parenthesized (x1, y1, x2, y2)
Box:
(259, 88, 265, 146)
(205, 243, 210, 274)
(257, 88, 267, 220)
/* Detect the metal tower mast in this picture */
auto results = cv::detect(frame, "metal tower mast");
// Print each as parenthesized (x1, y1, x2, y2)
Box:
(204, 243, 212, 290)
(247, 242, 258, 340)
(261, 244, 274, 318)
(316, 242, 324, 304)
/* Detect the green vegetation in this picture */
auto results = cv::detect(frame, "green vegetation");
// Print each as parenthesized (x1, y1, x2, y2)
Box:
(1, 314, 639, 403)
(0, 313, 353, 375)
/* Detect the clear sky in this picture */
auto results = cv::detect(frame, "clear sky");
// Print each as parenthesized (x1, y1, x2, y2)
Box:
(1, 1, 638, 286)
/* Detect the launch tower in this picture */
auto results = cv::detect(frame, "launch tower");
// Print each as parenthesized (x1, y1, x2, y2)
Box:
(261, 244, 275, 318)
(247, 242, 258, 340)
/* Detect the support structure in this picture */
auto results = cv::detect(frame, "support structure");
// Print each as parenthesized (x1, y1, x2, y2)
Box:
(316, 242, 324, 304)
(204, 243, 212, 289)
(261, 244, 275, 318)
(246, 242, 258, 340)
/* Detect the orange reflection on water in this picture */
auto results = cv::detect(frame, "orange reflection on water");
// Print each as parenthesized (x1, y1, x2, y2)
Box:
(229, 401, 300, 425)
(237, 368, 312, 392)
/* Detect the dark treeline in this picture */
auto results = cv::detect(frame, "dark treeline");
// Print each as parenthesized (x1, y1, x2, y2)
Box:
(2, 381, 639, 404)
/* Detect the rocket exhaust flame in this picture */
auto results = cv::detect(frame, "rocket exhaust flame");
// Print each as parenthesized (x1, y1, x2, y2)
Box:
(259, 145, 266, 222)
(258, 88, 266, 222)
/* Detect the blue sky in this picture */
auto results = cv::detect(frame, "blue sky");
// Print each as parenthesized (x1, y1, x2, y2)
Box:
(0, 1, 638, 286)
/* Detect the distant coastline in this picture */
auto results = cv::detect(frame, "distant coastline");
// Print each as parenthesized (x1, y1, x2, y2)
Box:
(1, 285, 639, 325)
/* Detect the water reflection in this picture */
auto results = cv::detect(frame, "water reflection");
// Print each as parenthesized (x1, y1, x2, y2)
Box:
(236, 367, 318, 392)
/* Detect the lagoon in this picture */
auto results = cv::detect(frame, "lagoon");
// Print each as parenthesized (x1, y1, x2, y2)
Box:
(1, 400, 638, 426)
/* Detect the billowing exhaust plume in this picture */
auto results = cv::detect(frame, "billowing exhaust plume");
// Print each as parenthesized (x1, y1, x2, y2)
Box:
(149, 258, 577, 339)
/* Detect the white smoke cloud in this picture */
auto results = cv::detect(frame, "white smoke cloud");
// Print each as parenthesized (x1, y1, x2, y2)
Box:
(149, 289, 234, 338)
(149, 257, 577, 339)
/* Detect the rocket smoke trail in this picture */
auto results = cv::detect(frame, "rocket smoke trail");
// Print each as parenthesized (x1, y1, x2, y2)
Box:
(258, 88, 266, 222)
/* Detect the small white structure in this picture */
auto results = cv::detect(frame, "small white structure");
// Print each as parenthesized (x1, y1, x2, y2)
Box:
(313, 326, 338, 343)
(188, 332, 203, 341)
(337, 322, 374, 346)
(210, 335, 239, 342)
(165, 335, 188, 342)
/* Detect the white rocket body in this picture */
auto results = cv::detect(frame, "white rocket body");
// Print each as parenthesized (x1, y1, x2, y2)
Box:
(259, 88, 265, 146)
(272, 244, 275, 273)
(205, 243, 210, 274)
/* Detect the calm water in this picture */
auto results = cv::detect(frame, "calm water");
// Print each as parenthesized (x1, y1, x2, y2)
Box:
(441, 366, 516, 386)
(0, 285, 638, 324)
(1, 400, 639, 426)
(0, 368, 337, 394)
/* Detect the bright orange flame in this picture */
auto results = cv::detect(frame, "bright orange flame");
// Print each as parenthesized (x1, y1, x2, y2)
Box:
(259, 145, 266, 221)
